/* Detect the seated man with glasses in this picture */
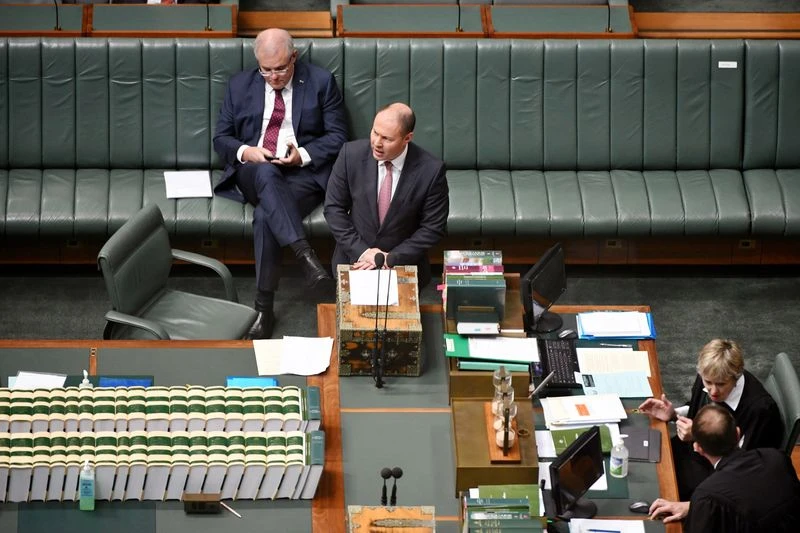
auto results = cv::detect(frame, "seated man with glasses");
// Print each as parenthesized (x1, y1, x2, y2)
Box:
(214, 28, 347, 339)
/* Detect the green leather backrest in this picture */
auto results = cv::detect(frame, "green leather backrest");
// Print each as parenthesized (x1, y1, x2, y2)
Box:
(743, 40, 800, 170)
(0, 37, 771, 175)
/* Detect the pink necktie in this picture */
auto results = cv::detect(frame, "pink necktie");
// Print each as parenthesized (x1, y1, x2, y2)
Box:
(261, 89, 284, 155)
(378, 161, 393, 224)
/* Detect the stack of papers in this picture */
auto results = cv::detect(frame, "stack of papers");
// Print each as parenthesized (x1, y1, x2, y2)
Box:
(253, 336, 333, 376)
(576, 311, 656, 339)
(540, 394, 627, 429)
(569, 519, 645, 533)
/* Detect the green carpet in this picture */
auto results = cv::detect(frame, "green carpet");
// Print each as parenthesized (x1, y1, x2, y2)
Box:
(0, 264, 798, 405)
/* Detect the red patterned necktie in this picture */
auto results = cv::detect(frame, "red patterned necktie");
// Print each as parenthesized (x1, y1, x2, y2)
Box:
(261, 89, 284, 155)
(378, 161, 393, 224)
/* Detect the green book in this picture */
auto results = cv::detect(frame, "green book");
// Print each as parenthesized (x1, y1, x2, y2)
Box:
(446, 274, 507, 285)
(458, 360, 529, 373)
(464, 497, 529, 512)
(551, 425, 613, 455)
(302, 386, 321, 432)
(477, 484, 539, 517)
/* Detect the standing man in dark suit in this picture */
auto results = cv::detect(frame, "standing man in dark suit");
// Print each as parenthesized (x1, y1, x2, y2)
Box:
(323, 103, 449, 288)
(648, 403, 800, 532)
(214, 28, 347, 338)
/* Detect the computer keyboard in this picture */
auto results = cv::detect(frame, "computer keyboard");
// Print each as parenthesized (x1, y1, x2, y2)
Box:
(542, 338, 580, 386)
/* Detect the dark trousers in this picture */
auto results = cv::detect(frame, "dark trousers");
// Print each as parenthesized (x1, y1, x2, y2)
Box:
(235, 162, 323, 292)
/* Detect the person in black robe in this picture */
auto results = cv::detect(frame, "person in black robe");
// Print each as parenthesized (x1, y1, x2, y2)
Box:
(638, 339, 783, 499)
(649, 403, 800, 532)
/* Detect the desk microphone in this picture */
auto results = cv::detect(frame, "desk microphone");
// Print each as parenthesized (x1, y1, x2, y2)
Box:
(380, 467, 392, 505)
(606, 3, 613, 33)
(389, 466, 402, 506)
(52, 0, 61, 31)
(377, 253, 392, 388)
(456, 0, 463, 32)
(205, 2, 213, 32)
(372, 253, 385, 388)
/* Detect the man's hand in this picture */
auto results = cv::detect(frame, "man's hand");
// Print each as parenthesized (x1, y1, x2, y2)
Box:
(638, 393, 676, 422)
(353, 248, 389, 270)
(241, 146, 278, 163)
(649, 498, 689, 523)
(676, 414, 694, 442)
(271, 143, 302, 167)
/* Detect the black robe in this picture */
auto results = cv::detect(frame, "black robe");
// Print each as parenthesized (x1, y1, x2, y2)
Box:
(673, 370, 783, 499)
(686, 448, 800, 533)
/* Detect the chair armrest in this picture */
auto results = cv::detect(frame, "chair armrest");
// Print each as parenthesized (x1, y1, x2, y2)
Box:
(104, 310, 170, 340)
(171, 249, 239, 303)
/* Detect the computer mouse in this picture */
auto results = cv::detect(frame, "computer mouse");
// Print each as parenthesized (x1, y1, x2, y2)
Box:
(629, 501, 651, 514)
(558, 328, 578, 340)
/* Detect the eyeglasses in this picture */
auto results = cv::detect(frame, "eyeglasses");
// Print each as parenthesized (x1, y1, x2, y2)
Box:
(259, 65, 291, 77)
(258, 54, 295, 78)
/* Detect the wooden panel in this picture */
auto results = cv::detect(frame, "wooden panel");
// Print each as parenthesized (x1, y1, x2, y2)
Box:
(635, 12, 800, 39)
(238, 11, 333, 38)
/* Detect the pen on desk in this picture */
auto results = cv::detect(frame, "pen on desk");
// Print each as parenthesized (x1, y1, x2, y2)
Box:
(599, 343, 630, 348)
(220, 501, 242, 519)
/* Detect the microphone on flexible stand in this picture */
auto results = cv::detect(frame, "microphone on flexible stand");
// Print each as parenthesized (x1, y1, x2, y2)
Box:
(52, 0, 61, 31)
(606, 3, 613, 33)
(456, 0, 463, 32)
(376, 252, 393, 388)
(389, 466, 403, 506)
(372, 252, 385, 389)
(380, 467, 392, 505)
(205, 1, 213, 32)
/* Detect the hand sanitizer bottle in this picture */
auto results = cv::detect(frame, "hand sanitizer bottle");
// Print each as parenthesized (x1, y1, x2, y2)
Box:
(79, 460, 95, 511)
(79, 370, 93, 389)
(609, 437, 629, 478)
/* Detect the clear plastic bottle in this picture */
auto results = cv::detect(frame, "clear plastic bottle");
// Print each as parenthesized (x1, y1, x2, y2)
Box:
(79, 460, 95, 511)
(609, 438, 629, 478)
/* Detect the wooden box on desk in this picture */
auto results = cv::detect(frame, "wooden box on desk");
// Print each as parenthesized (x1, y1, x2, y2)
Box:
(451, 399, 538, 495)
(447, 274, 530, 399)
(336, 265, 423, 377)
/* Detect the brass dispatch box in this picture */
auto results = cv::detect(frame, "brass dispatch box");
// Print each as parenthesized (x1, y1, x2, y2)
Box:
(336, 265, 423, 377)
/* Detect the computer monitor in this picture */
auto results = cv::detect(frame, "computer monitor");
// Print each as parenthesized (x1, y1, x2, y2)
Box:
(521, 242, 566, 334)
(548, 425, 604, 519)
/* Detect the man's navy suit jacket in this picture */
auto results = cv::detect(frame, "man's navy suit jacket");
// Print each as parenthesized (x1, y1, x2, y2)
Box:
(212, 60, 347, 203)
(324, 139, 449, 287)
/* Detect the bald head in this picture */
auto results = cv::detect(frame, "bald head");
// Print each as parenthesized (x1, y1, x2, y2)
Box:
(253, 28, 294, 61)
(376, 103, 416, 136)
(693, 403, 739, 458)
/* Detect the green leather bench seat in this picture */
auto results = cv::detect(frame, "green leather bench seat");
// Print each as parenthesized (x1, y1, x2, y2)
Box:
(0, 37, 799, 252)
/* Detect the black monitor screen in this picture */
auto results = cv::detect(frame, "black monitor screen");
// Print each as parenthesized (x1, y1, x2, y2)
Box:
(549, 425, 603, 519)
(521, 243, 566, 333)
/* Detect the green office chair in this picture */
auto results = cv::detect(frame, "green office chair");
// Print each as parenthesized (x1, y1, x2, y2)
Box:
(97, 204, 258, 340)
(763, 352, 800, 455)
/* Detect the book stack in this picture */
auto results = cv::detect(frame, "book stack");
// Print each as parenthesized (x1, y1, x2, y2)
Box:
(0, 386, 325, 503)
(461, 486, 544, 532)
(443, 250, 506, 335)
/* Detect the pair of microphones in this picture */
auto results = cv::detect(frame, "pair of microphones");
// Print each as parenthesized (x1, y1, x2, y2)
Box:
(372, 253, 392, 389)
(379, 466, 403, 506)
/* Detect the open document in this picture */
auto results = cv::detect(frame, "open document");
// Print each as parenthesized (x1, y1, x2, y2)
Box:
(348, 270, 399, 306)
(253, 336, 333, 376)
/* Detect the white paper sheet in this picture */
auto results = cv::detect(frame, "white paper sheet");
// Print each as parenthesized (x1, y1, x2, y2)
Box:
(12, 370, 67, 390)
(253, 336, 333, 376)
(581, 371, 653, 398)
(576, 348, 652, 377)
(577, 311, 652, 337)
(467, 336, 540, 362)
(348, 270, 399, 306)
(569, 518, 645, 533)
(164, 170, 212, 199)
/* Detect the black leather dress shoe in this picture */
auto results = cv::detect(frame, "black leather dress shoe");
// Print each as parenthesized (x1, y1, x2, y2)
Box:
(297, 248, 332, 288)
(246, 310, 275, 340)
